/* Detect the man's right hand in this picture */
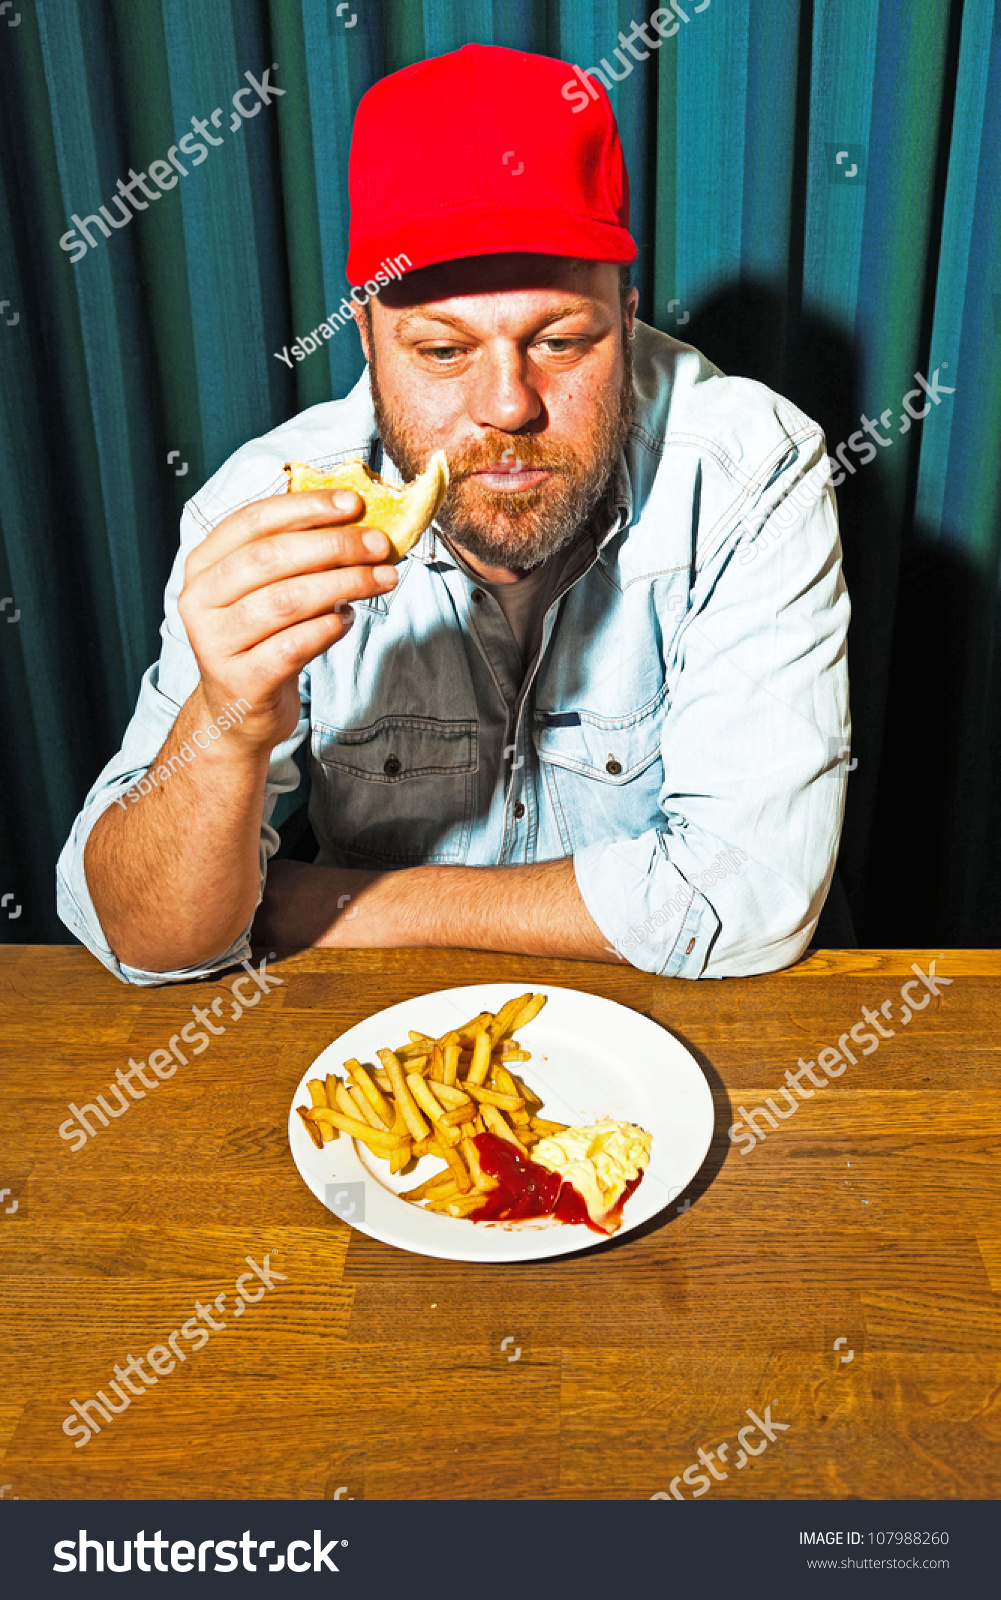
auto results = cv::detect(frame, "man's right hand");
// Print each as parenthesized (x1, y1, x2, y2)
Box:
(177, 487, 398, 752)
(85, 486, 398, 973)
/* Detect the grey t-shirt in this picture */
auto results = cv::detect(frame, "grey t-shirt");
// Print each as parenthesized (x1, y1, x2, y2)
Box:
(477, 560, 563, 666)
(444, 543, 569, 669)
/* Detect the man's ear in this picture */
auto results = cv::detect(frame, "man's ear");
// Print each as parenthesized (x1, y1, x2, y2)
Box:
(350, 299, 372, 363)
(624, 286, 639, 340)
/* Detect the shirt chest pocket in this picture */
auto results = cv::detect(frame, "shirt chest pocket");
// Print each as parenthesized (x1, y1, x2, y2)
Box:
(533, 685, 668, 856)
(310, 715, 478, 867)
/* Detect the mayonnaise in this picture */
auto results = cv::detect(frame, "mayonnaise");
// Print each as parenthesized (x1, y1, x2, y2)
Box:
(531, 1120, 652, 1230)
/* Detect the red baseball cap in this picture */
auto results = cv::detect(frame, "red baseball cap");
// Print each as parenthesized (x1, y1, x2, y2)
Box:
(345, 43, 637, 286)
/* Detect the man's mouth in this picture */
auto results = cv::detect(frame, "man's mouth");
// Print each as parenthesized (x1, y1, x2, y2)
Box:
(465, 466, 553, 493)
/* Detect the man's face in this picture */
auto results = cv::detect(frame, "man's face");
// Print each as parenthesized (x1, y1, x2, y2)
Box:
(355, 255, 638, 572)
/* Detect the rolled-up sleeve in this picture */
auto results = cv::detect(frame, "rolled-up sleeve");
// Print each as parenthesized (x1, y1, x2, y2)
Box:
(574, 433, 850, 977)
(56, 500, 308, 986)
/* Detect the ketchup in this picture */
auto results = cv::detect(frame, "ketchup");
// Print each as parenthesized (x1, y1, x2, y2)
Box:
(467, 1132, 643, 1235)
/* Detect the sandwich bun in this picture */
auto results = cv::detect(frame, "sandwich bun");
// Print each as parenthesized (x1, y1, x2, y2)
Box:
(284, 450, 449, 562)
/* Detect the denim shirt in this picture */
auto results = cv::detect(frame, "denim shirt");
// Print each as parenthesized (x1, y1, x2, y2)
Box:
(56, 320, 850, 985)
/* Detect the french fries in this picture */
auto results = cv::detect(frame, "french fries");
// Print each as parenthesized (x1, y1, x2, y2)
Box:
(347, 1060, 395, 1127)
(440, 1103, 477, 1128)
(297, 1104, 324, 1149)
(295, 993, 551, 1220)
(442, 1039, 461, 1086)
(408, 1074, 462, 1148)
(438, 1138, 473, 1193)
(394, 1039, 433, 1060)
(379, 1048, 430, 1141)
(509, 1072, 543, 1108)
(309, 1107, 408, 1156)
(451, 1011, 492, 1043)
(490, 1065, 531, 1125)
(466, 1029, 493, 1086)
(400, 1171, 457, 1203)
(487, 993, 532, 1045)
(462, 1081, 524, 1112)
(509, 992, 547, 1033)
(480, 1102, 523, 1147)
(389, 1139, 412, 1175)
(426, 1080, 469, 1110)
(461, 1135, 494, 1192)
(345, 1082, 386, 1131)
(531, 1116, 569, 1136)
(426, 1191, 486, 1217)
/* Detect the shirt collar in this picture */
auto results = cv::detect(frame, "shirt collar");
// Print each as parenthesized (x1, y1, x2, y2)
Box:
(599, 449, 634, 549)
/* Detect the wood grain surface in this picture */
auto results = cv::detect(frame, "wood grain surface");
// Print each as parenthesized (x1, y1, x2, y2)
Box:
(1, 944, 999, 1501)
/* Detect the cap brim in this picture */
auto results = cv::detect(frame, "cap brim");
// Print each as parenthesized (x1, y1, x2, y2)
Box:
(347, 207, 636, 285)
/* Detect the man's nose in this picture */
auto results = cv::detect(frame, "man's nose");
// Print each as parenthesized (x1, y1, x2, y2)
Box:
(465, 345, 542, 434)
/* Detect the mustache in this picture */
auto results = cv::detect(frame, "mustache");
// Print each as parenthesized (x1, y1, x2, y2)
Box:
(445, 440, 576, 479)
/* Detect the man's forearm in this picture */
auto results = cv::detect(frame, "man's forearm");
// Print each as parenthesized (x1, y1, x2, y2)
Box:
(255, 856, 616, 962)
(84, 685, 271, 972)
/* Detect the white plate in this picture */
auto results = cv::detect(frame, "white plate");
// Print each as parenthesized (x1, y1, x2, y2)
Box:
(286, 983, 715, 1263)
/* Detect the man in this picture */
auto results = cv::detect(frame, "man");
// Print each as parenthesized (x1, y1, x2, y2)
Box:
(57, 44, 849, 985)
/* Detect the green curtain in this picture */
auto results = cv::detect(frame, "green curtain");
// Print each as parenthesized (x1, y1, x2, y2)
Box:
(1, 0, 998, 947)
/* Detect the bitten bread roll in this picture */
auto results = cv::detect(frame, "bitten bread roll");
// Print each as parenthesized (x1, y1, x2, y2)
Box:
(284, 450, 449, 562)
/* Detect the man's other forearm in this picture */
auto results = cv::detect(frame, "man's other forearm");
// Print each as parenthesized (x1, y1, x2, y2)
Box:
(84, 685, 271, 972)
(255, 856, 616, 961)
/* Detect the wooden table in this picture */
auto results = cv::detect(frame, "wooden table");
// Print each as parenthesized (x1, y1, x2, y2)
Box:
(1, 945, 998, 1501)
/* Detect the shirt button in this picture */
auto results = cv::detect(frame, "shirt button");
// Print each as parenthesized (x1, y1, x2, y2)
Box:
(470, 588, 485, 604)
(606, 757, 622, 775)
(513, 801, 525, 819)
(383, 755, 402, 777)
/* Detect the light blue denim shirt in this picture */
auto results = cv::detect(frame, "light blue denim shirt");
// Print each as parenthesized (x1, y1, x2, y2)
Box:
(57, 321, 850, 985)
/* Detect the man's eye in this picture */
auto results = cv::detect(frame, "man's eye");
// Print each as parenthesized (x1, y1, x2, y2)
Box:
(536, 338, 580, 354)
(421, 346, 464, 362)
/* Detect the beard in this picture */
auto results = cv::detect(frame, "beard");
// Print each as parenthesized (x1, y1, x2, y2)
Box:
(368, 329, 635, 570)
